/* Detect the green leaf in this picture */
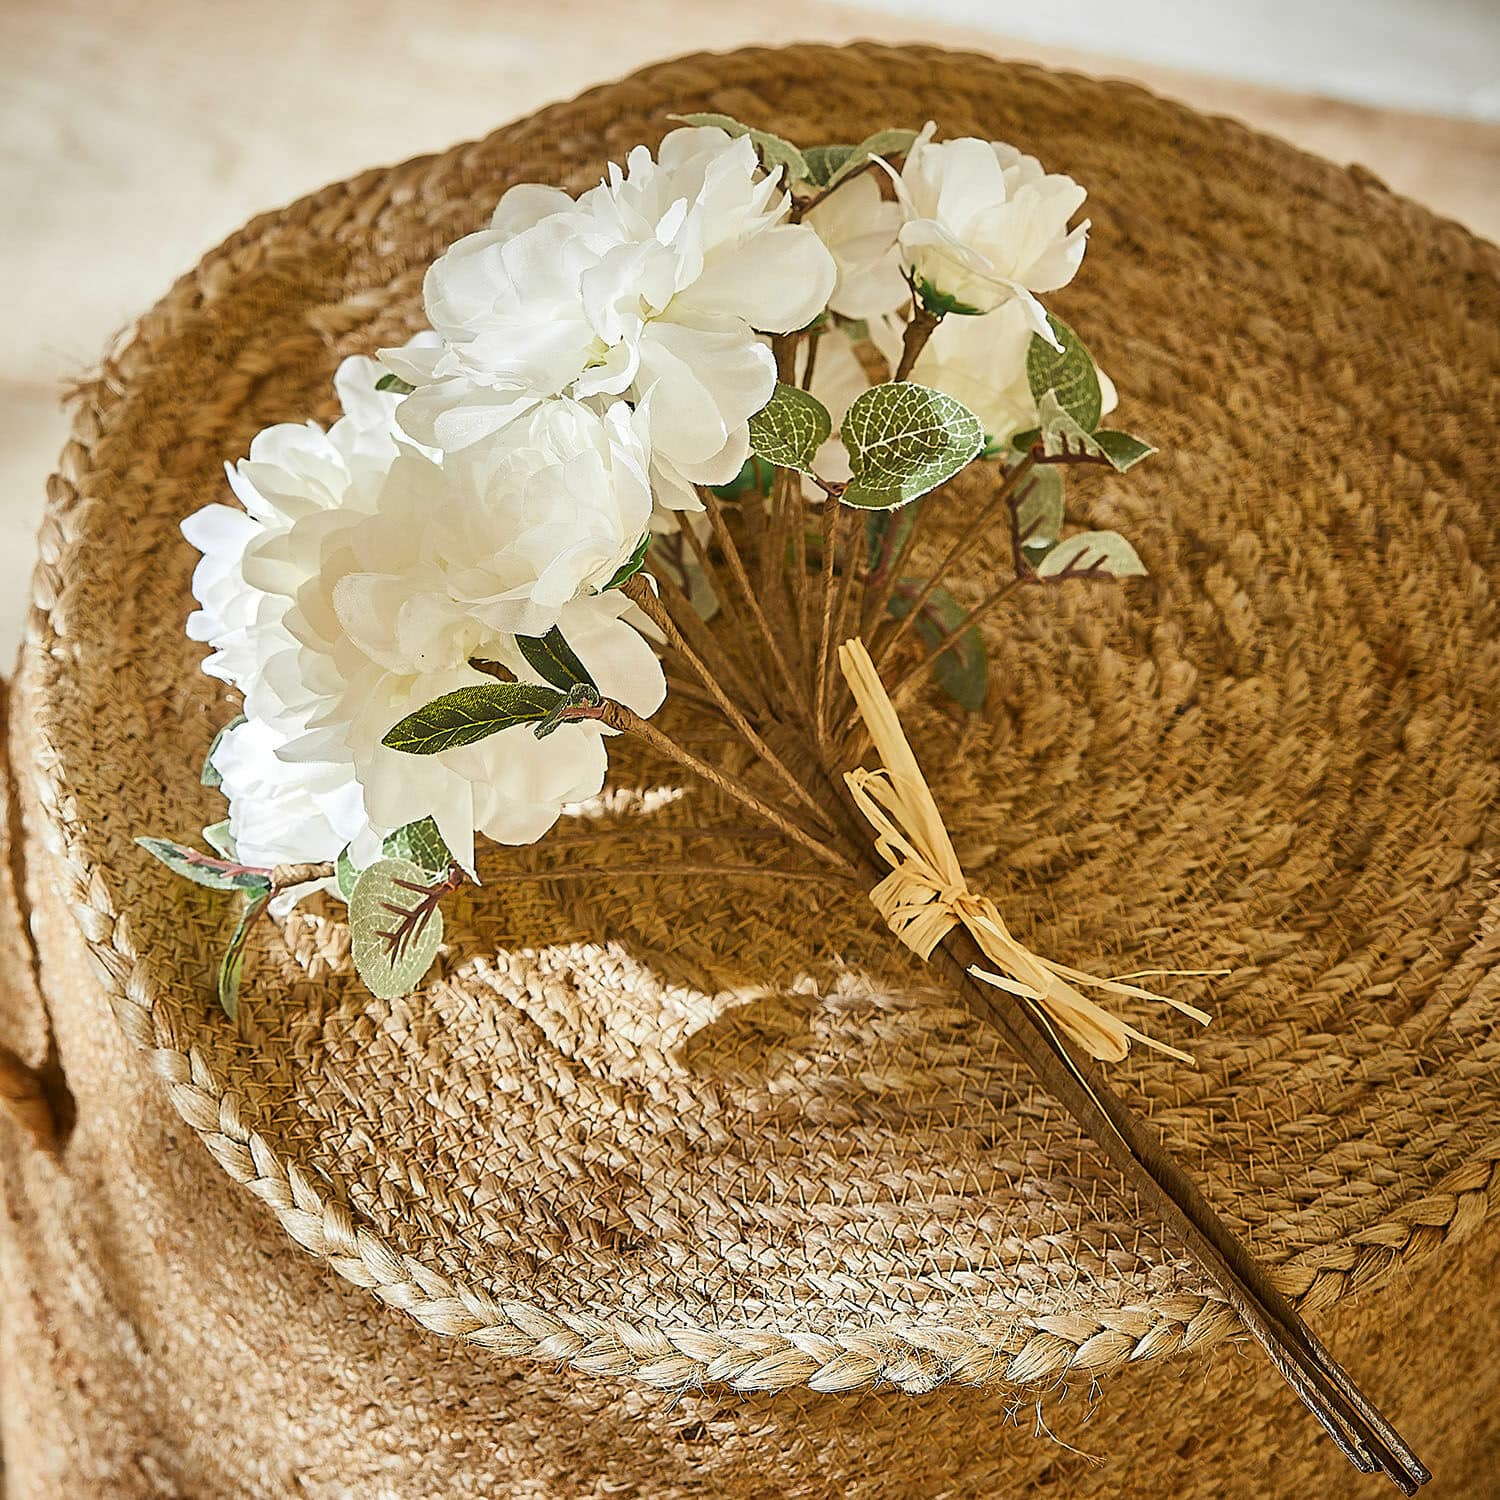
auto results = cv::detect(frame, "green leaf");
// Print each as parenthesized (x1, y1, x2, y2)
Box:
(603, 532, 651, 590)
(888, 583, 989, 713)
(1026, 315, 1103, 432)
(516, 626, 597, 692)
(201, 714, 246, 789)
(375, 372, 416, 395)
(218, 890, 268, 1021)
(1035, 530, 1147, 580)
(710, 455, 775, 500)
(1034, 392, 1108, 462)
(667, 113, 807, 184)
(1014, 467, 1066, 553)
(1092, 430, 1157, 472)
(136, 837, 270, 893)
(348, 858, 445, 1001)
(840, 381, 984, 510)
(803, 128, 920, 189)
(914, 277, 983, 318)
(381, 683, 564, 756)
(382, 817, 452, 876)
(336, 846, 359, 902)
(748, 383, 832, 472)
(202, 820, 236, 859)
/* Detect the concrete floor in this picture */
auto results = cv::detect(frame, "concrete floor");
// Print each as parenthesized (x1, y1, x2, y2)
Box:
(3, 0, 1497, 662)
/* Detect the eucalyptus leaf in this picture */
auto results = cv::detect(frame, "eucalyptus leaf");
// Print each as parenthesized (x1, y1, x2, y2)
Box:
(667, 112, 807, 183)
(336, 846, 359, 902)
(1035, 530, 1147, 580)
(603, 532, 650, 589)
(348, 858, 445, 1001)
(800, 143, 856, 187)
(840, 381, 983, 509)
(1092, 430, 1157, 472)
(381, 683, 564, 755)
(382, 816, 452, 875)
(748, 383, 832, 472)
(805, 128, 919, 189)
(1026, 315, 1103, 432)
(888, 582, 989, 713)
(202, 820, 236, 859)
(1014, 467, 1066, 552)
(516, 626, 597, 692)
(375, 373, 416, 395)
(201, 714, 246, 789)
(136, 836, 271, 893)
(218, 890, 269, 1021)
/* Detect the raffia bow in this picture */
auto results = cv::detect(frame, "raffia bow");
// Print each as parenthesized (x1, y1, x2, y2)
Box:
(837, 638, 1211, 1063)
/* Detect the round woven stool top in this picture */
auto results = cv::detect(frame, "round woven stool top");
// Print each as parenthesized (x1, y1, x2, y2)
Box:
(21, 42, 1500, 1397)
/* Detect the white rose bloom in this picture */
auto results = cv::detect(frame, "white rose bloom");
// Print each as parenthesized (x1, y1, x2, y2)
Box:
(886, 122, 1088, 344)
(803, 171, 909, 321)
(911, 300, 1117, 446)
(385, 126, 837, 511)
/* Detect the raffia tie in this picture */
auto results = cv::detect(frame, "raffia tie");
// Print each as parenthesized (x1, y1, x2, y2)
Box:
(837, 638, 1212, 1064)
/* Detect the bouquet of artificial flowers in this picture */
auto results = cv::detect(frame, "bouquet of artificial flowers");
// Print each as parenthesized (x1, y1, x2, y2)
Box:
(142, 115, 1426, 1492)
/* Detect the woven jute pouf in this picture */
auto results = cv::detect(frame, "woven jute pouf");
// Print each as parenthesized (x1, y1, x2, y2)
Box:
(2, 42, 1498, 1499)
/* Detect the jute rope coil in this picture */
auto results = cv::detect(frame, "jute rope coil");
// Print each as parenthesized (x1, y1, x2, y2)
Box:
(5, 40, 1499, 1478)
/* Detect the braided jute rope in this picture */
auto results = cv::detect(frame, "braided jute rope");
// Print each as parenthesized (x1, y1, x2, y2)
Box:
(9, 37, 1500, 1445)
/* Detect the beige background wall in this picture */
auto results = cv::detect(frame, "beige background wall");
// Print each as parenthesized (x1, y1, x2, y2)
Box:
(3, 0, 1497, 661)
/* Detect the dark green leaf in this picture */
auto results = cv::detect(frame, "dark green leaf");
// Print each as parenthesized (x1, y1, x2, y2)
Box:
(603, 532, 651, 589)
(348, 858, 445, 1000)
(201, 714, 246, 789)
(534, 683, 604, 739)
(1092, 430, 1157, 472)
(748, 383, 832, 472)
(516, 626, 597, 692)
(218, 890, 268, 1021)
(381, 683, 564, 755)
(840, 381, 983, 509)
(136, 836, 271, 893)
(888, 582, 989, 713)
(382, 817, 452, 875)
(375, 373, 416, 395)
(1026, 315, 1103, 432)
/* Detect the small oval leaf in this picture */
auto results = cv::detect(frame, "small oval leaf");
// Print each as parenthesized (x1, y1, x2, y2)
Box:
(1036, 530, 1147, 580)
(1014, 467, 1066, 552)
(748, 383, 832, 472)
(840, 381, 983, 510)
(336, 846, 359, 902)
(515, 626, 597, 692)
(1092, 430, 1156, 472)
(349, 858, 445, 1000)
(381, 817, 452, 875)
(888, 582, 989, 713)
(382, 683, 564, 756)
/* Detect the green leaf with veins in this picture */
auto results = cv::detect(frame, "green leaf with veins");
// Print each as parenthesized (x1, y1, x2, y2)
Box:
(667, 113, 807, 184)
(840, 382, 983, 510)
(381, 817, 452, 875)
(1092, 430, 1156, 472)
(1036, 530, 1147, 580)
(1026, 315, 1103, 432)
(218, 890, 269, 1021)
(804, 128, 920, 189)
(348, 858, 445, 1001)
(136, 837, 270, 893)
(381, 683, 564, 755)
(748, 383, 832, 472)
(888, 582, 989, 712)
(603, 532, 650, 589)
(516, 626, 597, 692)
(201, 714, 246, 789)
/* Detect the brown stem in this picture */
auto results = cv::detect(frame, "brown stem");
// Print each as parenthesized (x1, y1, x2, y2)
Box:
(625, 569, 766, 715)
(894, 306, 940, 382)
(598, 699, 854, 876)
(270, 861, 335, 891)
(813, 496, 842, 733)
(489, 861, 858, 890)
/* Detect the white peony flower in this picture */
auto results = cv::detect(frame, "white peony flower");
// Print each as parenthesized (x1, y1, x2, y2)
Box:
(884, 122, 1088, 344)
(803, 171, 908, 322)
(911, 300, 1117, 446)
(384, 126, 837, 511)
